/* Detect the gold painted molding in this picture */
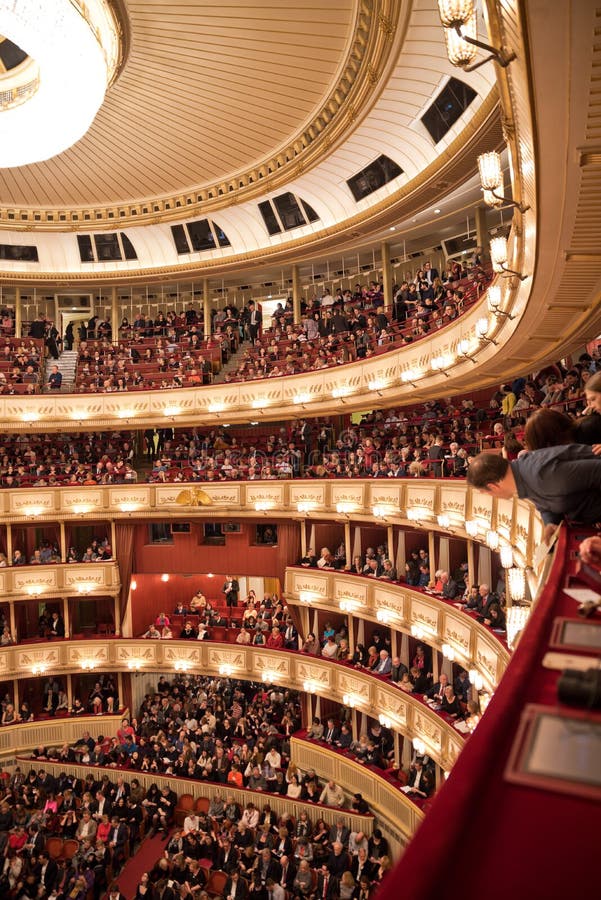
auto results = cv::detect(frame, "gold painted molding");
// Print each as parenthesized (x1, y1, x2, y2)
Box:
(284, 569, 510, 689)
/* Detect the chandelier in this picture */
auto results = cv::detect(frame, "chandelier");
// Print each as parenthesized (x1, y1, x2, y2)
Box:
(0, 0, 121, 167)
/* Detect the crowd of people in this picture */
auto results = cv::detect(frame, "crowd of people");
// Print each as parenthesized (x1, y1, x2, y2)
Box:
(5, 673, 393, 899)
(0, 674, 119, 726)
(0, 432, 136, 489)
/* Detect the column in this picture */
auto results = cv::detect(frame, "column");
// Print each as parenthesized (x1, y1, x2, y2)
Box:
(438, 537, 449, 573)
(6, 525, 12, 566)
(292, 264, 302, 325)
(14, 287, 21, 339)
(13, 679, 19, 715)
(381, 241, 392, 307)
(401, 734, 412, 771)
(344, 521, 351, 570)
(393, 732, 401, 769)
(9, 602, 16, 642)
(428, 531, 436, 583)
(467, 539, 476, 591)
(111, 286, 118, 345)
(387, 525, 394, 564)
(474, 205, 490, 260)
(59, 522, 66, 563)
(347, 613, 354, 655)
(400, 632, 410, 668)
(111, 520, 117, 555)
(203, 277, 211, 340)
(304, 692, 312, 730)
(66, 674, 73, 710)
(300, 519, 307, 558)
(62, 596, 70, 639)
(431, 649, 439, 683)
(350, 709, 358, 741)
(117, 671, 123, 712)
(390, 629, 398, 658)
(114, 595, 121, 636)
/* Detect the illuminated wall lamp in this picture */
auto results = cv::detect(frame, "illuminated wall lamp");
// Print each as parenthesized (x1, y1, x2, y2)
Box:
(163, 406, 182, 417)
(303, 679, 317, 693)
(219, 664, 234, 677)
(431, 354, 451, 378)
(70, 410, 89, 421)
(336, 502, 357, 515)
(378, 714, 393, 729)
(255, 501, 274, 512)
(401, 368, 422, 386)
(506, 605, 530, 650)
(297, 501, 316, 514)
(373, 504, 395, 519)
(71, 504, 92, 515)
(437, 514, 451, 529)
(127, 660, 143, 671)
(299, 592, 316, 605)
(465, 519, 479, 537)
(500, 545, 514, 569)
(508, 567, 526, 603)
(130, 580, 138, 591)
(22, 412, 40, 423)
(468, 668, 484, 690)
(116, 409, 136, 419)
(262, 669, 278, 683)
(376, 609, 394, 624)
(490, 236, 527, 280)
(31, 663, 47, 676)
(76, 582, 95, 595)
(458, 338, 477, 364)
(487, 285, 515, 320)
(411, 623, 426, 639)
(339, 598, 363, 613)
(342, 693, 359, 708)
(476, 317, 498, 345)
(208, 402, 225, 414)
(486, 530, 500, 551)
(25, 506, 45, 518)
(80, 660, 97, 671)
(252, 398, 269, 409)
(368, 378, 387, 393)
(161, 573, 170, 583)
(441, 642, 456, 661)
(293, 393, 311, 405)
(412, 737, 426, 755)
(332, 385, 351, 399)
(26, 585, 44, 597)
(174, 660, 190, 672)
(438, 0, 516, 71)
(119, 503, 140, 513)
(478, 152, 529, 213)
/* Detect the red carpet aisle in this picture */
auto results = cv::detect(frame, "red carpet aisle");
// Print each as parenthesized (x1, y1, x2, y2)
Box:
(111, 832, 167, 899)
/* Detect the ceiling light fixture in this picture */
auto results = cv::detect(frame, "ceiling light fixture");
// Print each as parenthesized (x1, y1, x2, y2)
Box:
(438, 0, 516, 72)
(0, 0, 121, 167)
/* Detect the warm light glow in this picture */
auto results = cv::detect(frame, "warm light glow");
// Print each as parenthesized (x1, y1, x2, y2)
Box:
(127, 659, 143, 671)
(119, 502, 140, 513)
(508, 567, 526, 602)
(21, 411, 40, 423)
(437, 513, 451, 529)
(130, 579, 137, 591)
(24, 506, 45, 517)
(373, 504, 395, 518)
(161, 573, 170, 582)
(441, 642, 456, 661)
(174, 660, 190, 672)
(478, 151, 503, 190)
(378, 713, 393, 729)
(486, 529, 499, 550)
(26, 585, 44, 596)
(293, 393, 311, 405)
(76, 581, 96, 595)
(465, 519, 479, 537)
(376, 609, 393, 624)
(342, 693, 359, 708)
(219, 663, 234, 677)
(458, 338, 470, 356)
(443, 15, 478, 67)
(332, 385, 351, 399)
(31, 663, 47, 676)
(469, 668, 484, 690)
(297, 501, 316, 514)
(487, 285, 502, 309)
(368, 378, 387, 392)
(411, 623, 426, 639)
(401, 368, 423, 384)
(262, 669, 278, 683)
(299, 591, 316, 605)
(163, 406, 182, 417)
(407, 506, 431, 523)
(476, 317, 490, 337)
(412, 737, 426, 754)
(208, 402, 226, 413)
(482, 187, 504, 208)
(336, 501, 357, 515)
(303, 679, 317, 693)
(116, 409, 136, 419)
(437, 0, 474, 28)
(252, 398, 269, 409)
(506, 605, 529, 649)
(0, 0, 120, 167)
(500, 545, 514, 569)
(71, 504, 92, 515)
(80, 660, 96, 671)
(490, 236, 508, 266)
(339, 598, 363, 613)
(255, 500, 274, 512)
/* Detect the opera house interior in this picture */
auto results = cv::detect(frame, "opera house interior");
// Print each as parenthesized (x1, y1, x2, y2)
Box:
(0, 1, 598, 899)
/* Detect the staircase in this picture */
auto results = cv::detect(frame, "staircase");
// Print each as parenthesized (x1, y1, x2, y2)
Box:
(42, 350, 78, 393)
(212, 342, 248, 383)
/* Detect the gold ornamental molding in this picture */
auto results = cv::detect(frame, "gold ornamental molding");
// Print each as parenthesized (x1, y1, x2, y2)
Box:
(0, 478, 544, 575)
(284, 569, 510, 689)
(0, 638, 464, 775)
(0, 713, 123, 759)
(0, 0, 407, 233)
